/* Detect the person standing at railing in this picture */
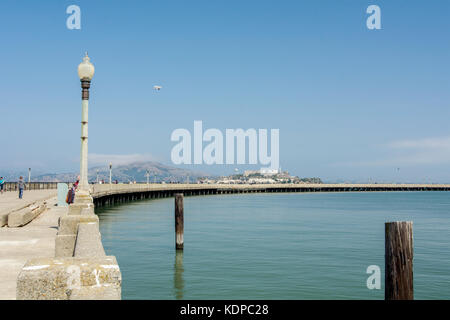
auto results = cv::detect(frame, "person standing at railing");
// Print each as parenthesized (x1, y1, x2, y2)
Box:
(74, 176, 80, 190)
(0, 177, 4, 194)
(17, 176, 25, 199)
(71, 176, 80, 203)
(66, 176, 80, 204)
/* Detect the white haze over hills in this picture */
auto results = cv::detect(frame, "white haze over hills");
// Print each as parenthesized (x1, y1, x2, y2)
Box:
(2, 162, 210, 183)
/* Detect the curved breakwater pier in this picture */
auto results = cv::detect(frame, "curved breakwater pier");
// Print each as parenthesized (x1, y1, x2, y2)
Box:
(91, 183, 450, 207)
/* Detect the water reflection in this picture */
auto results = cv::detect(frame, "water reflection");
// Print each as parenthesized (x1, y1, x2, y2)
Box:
(173, 250, 184, 299)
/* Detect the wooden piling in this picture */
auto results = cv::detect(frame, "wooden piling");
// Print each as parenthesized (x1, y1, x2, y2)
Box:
(385, 221, 413, 300)
(175, 193, 184, 250)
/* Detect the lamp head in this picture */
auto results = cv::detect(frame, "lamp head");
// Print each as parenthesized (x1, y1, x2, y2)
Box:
(78, 52, 95, 81)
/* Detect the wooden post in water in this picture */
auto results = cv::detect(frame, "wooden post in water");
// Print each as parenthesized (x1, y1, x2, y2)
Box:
(385, 221, 413, 300)
(175, 193, 184, 250)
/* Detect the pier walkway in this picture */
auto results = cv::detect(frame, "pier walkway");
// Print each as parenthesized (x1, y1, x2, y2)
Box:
(0, 190, 57, 226)
(0, 192, 62, 300)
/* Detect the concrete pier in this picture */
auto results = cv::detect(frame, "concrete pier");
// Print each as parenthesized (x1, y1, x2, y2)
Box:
(90, 183, 450, 208)
(0, 189, 121, 300)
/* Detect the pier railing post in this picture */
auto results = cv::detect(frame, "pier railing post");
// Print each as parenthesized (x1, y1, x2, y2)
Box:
(175, 193, 184, 250)
(385, 221, 413, 300)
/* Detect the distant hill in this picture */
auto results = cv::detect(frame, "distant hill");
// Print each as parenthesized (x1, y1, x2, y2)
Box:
(0, 170, 35, 182)
(33, 161, 210, 183)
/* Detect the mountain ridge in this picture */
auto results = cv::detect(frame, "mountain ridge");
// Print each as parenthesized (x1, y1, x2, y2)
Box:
(27, 161, 210, 183)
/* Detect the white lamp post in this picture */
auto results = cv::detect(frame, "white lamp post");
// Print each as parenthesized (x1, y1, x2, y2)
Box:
(73, 52, 95, 207)
(146, 170, 150, 185)
(109, 162, 112, 184)
(56, 53, 95, 255)
(28, 168, 31, 187)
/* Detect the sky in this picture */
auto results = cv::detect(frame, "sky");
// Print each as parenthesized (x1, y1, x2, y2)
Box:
(1, 0, 449, 183)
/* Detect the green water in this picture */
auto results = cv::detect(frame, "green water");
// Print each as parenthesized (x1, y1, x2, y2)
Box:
(96, 192, 450, 299)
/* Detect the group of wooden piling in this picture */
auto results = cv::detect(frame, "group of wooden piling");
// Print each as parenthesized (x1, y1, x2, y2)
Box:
(173, 193, 414, 300)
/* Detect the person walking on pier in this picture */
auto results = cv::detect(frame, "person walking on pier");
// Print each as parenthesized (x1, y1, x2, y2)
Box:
(0, 177, 4, 194)
(17, 176, 25, 199)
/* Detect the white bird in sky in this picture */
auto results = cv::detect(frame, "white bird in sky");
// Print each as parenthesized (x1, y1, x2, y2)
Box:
(153, 85, 162, 91)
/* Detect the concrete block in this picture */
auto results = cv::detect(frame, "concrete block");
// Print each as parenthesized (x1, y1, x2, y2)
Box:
(74, 222, 106, 258)
(70, 285, 121, 300)
(57, 214, 99, 235)
(55, 214, 99, 258)
(55, 234, 76, 257)
(68, 194, 94, 215)
(7, 202, 47, 227)
(7, 207, 32, 227)
(17, 256, 121, 300)
(0, 212, 8, 227)
(80, 207, 95, 215)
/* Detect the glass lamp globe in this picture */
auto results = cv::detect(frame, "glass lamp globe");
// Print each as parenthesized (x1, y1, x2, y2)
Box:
(78, 53, 95, 80)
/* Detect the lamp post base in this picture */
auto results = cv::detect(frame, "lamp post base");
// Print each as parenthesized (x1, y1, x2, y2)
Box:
(69, 190, 95, 215)
(56, 189, 96, 257)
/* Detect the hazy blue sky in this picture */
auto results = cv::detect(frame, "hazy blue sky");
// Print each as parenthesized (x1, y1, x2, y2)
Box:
(1, 0, 449, 182)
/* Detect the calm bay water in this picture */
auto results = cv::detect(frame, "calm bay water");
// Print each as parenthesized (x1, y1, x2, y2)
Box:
(97, 192, 450, 299)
